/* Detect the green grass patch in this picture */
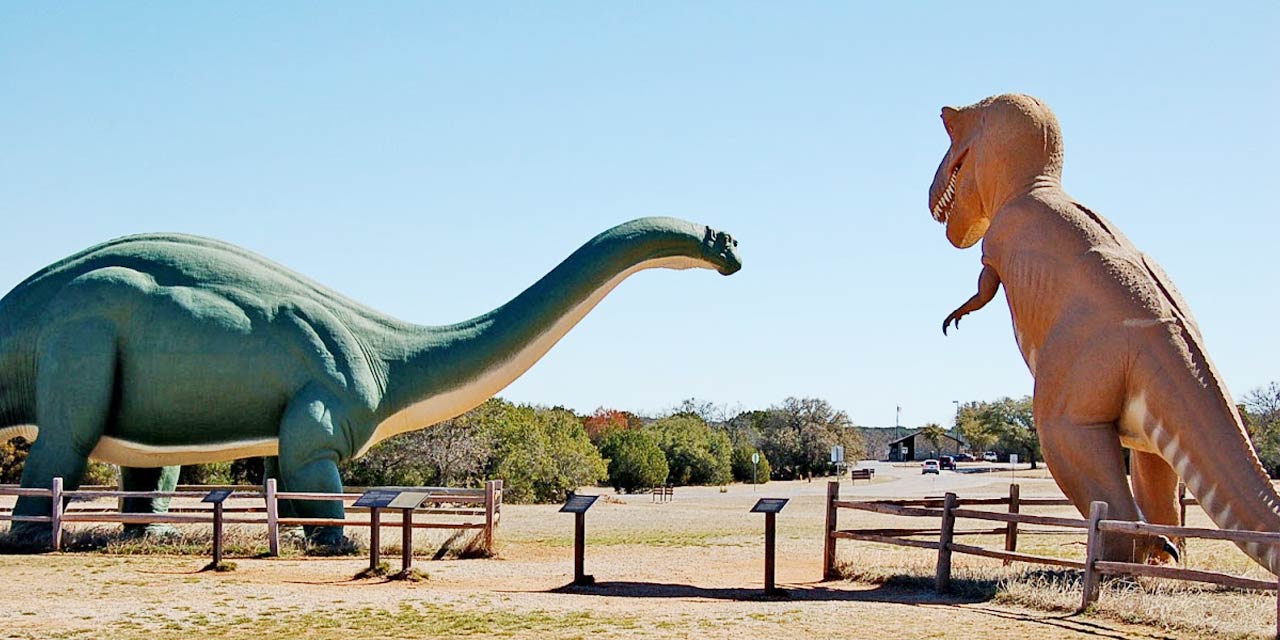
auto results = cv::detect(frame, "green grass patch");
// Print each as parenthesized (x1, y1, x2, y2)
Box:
(54, 602, 643, 639)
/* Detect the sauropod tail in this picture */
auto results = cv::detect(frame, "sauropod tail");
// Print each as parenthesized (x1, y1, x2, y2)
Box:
(1137, 333, 1280, 575)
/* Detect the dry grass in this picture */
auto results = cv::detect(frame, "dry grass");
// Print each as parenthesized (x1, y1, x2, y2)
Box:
(835, 537, 1277, 640)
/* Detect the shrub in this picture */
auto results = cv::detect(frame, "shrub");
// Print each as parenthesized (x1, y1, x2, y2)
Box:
(647, 414, 732, 486)
(600, 429, 668, 493)
(480, 401, 607, 503)
(730, 445, 771, 484)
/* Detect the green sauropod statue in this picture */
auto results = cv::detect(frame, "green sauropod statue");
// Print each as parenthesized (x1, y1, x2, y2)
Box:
(0, 217, 742, 547)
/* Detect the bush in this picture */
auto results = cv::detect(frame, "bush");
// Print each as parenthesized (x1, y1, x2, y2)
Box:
(480, 401, 607, 503)
(731, 445, 770, 484)
(647, 414, 732, 486)
(600, 429, 668, 493)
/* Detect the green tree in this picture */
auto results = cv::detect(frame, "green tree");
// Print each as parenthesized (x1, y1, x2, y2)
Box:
(600, 429, 669, 492)
(481, 402, 608, 503)
(919, 423, 947, 457)
(0, 437, 30, 484)
(730, 445, 771, 484)
(956, 396, 1039, 468)
(756, 398, 863, 480)
(647, 414, 732, 486)
(343, 398, 606, 503)
(1243, 382, 1280, 478)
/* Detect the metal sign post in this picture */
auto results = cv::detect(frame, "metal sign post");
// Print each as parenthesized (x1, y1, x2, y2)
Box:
(202, 489, 234, 569)
(560, 493, 600, 585)
(388, 492, 430, 573)
(751, 498, 789, 595)
(354, 490, 403, 572)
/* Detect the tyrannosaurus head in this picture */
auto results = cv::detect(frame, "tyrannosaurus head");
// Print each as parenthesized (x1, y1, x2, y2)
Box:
(928, 93, 1064, 248)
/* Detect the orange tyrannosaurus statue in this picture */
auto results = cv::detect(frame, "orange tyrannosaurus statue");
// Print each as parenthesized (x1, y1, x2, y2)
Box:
(930, 93, 1280, 573)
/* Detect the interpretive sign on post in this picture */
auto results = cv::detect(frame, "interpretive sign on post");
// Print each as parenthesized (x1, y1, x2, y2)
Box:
(202, 489, 233, 504)
(560, 494, 599, 514)
(353, 490, 401, 509)
(202, 490, 233, 569)
(750, 498, 789, 514)
(560, 493, 600, 585)
(354, 490, 404, 572)
(750, 498, 789, 594)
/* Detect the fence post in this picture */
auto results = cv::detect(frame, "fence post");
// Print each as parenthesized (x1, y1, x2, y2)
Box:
(1004, 483, 1020, 563)
(484, 480, 497, 554)
(265, 478, 279, 557)
(50, 477, 63, 552)
(1177, 482, 1187, 526)
(935, 492, 957, 592)
(823, 481, 839, 580)
(1080, 500, 1108, 611)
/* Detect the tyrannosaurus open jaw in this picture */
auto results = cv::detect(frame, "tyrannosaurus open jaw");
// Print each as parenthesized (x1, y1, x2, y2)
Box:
(928, 105, 988, 249)
(930, 147, 968, 224)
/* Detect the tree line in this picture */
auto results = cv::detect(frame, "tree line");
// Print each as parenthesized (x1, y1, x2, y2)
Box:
(0, 396, 866, 504)
(4, 382, 1276, 502)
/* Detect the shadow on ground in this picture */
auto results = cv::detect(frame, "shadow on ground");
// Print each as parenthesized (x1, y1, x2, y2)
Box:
(548, 579, 993, 604)
(544, 579, 1177, 640)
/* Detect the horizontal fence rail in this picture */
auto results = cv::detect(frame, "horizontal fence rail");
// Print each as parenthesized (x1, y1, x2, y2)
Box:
(0, 478, 503, 556)
(822, 481, 1280, 637)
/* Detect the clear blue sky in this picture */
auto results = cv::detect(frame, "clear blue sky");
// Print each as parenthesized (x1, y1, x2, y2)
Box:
(2, 3, 1276, 429)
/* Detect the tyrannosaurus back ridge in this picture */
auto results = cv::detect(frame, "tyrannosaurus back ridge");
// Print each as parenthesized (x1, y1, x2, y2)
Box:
(931, 93, 1280, 573)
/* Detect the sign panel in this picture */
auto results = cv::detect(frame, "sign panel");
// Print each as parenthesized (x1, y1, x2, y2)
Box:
(353, 489, 401, 509)
(387, 491, 431, 510)
(1010, 454, 1019, 466)
(559, 494, 600, 514)
(202, 489, 233, 504)
(750, 498, 789, 514)
(751, 452, 760, 464)
(831, 445, 844, 463)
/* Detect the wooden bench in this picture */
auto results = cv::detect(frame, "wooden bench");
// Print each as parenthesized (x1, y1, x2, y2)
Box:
(850, 468, 875, 483)
(651, 484, 674, 503)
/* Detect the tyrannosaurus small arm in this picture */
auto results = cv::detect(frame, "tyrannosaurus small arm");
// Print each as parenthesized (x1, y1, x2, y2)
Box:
(929, 93, 1280, 573)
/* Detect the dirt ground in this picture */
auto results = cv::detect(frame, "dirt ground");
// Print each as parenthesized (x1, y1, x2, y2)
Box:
(0, 464, 1270, 639)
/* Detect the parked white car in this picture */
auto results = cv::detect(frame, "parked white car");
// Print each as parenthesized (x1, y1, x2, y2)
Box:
(921, 459, 940, 475)
(982, 451, 998, 462)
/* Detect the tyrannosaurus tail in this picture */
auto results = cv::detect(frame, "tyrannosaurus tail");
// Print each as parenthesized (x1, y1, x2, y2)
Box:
(1139, 331, 1280, 575)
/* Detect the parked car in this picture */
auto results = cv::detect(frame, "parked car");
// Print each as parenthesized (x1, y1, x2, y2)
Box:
(953, 453, 975, 462)
(921, 459, 940, 475)
(982, 451, 998, 462)
(938, 456, 956, 470)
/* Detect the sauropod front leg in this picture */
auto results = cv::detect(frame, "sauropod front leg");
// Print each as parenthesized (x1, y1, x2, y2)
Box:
(276, 385, 351, 548)
(11, 319, 117, 540)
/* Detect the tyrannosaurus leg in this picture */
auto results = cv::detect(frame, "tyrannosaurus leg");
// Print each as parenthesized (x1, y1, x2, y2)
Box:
(1130, 450, 1182, 560)
(11, 319, 117, 541)
(1038, 420, 1172, 563)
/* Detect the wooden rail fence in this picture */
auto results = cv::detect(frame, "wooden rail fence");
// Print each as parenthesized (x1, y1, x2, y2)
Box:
(822, 481, 1280, 637)
(0, 478, 503, 556)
